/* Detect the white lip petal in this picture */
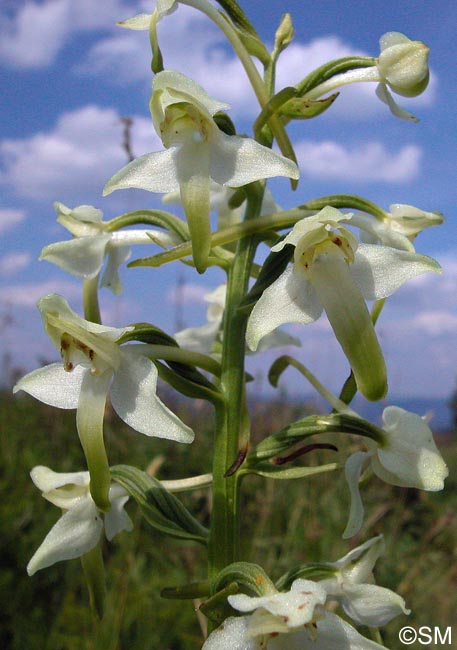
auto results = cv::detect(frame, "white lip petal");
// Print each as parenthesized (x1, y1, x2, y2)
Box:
(13, 363, 85, 409)
(27, 500, 102, 576)
(110, 349, 194, 443)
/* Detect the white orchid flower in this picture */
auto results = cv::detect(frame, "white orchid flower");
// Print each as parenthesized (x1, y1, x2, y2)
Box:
(350, 204, 444, 251)
(344, 406, 448, 538)
(319, 535, 409, 626)
(40, 202, 177, 294)
(13, 294, 194, 510)
(175, 284, 300, 355)
(246, 206, 441, 401)
(27, 466, 133, 576)
(103, 70, 299, 272)
(203, 580, 385, 650)
(306, 32, 430, 122)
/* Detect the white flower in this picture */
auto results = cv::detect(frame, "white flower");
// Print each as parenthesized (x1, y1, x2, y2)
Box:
(305, 32, 430, 122)
(319, 536, 409, 626)
(349, 204, 444, 252)
(40, 202, 177, 294)
(344, 406, 448, 538)
(202, 580, 385, 650)
(175, 284, 300, 355)
(14, 294, 194, 509)
(103, 70, 298, 272)
(246, 206, 441, 401)
(27, 466, 133, 576)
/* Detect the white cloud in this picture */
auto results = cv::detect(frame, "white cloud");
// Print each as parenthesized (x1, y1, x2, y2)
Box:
(0, 0, 139, 68)
(295, 140, 421, 182)
(0, 252, 31, 274)
(0, 279, 80, 307)
(408, 310, 457, 335)
(0, 105, 159, 201)
(0, 207, 26, 233)
(167, 283, 210, 306)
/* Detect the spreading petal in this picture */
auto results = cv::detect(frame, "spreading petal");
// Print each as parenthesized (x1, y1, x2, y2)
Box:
(351, 244, 442, 301)
(40, 235, 111, 278)
(110, 348, 194, 443)
(13, 363, 85, 409)
(104, 483, 134, 540)
(103, 149, 179, 195)
(27, 499, 102, 576)
(341, 583, 409, 626)
(209, 131, 299, 187)
(246, 266, 322, 351)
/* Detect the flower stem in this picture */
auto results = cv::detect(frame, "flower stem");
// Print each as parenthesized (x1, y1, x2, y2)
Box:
(207, 185, 263, 578)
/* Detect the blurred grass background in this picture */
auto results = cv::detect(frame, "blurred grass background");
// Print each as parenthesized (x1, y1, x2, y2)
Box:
(1, 389, 456, 649)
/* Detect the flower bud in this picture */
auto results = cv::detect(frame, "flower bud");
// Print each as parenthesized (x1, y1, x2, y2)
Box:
(377, 32, 430, 97)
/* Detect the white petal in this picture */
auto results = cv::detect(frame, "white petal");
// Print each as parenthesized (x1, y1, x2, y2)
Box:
(202, 617, 257, 650)
(272, 208, 348, 252)
(13, 363, 84, 409)
(117, 12, 152, 29)
(110, 349, 194, 443)
(254, 328, 301, 352)
(103, 149, 180, 196)
(343, 452, 369, 539)
(269, 612, 386, 650)
(246, 266, 322, 351)
(100, 246, 131, 295)
(27, 500, 102, 575)
(342, 583, 410, 627)
(335, 535, 384, 585)
(175, 320, 220, 354)
(373, 406, 448, 490)
(105, 484, 134, 540)
(40, 235, 110, 278)
(347, 214, 414, 251)
(30, 466, 89, 492)
(351, 244, 442, 301)
(209, 132, 298, 187)
(375, 83, 419, 122)
(153, 70, 230, 118)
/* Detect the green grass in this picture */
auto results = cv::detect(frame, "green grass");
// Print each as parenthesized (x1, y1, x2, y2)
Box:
(1, 391, 456, 649)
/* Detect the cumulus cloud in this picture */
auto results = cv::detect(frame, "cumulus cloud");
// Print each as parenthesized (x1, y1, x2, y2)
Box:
(295, 140, 421, 182)
(0, 279, 80, 308)
(0, 105, 159, 202)
(167, 283, 211, 306)
(0, 0, 139, 68)
(0, 252, 31, 274)
(0, 208, 26, 233)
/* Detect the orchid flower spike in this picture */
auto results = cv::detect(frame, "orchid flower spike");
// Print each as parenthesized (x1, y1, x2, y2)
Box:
(349, 203, 444, 252)
(203, 579, 386, 650)
(27, 466, 133, 576)
(40, 203, 177, 294)
(344, 406, 448, 538)
(14, 294, 194, 510)
(305, 32, 430, 122)
(319, 535, 410, 626)
(246, 206, 441, 401)
(104, 70, 299, 272)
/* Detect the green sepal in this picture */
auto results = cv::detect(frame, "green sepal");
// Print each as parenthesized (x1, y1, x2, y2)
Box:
(111, 465, 209, 544)
(296, 56, 376, 97)
(239, 243, 294, 311)
(161, 580, 212, 600)
(107, 209, 189, 242)
(213, 111, 237, 136)
(81, 544, 106, 620)
(280, 92, 339, 119)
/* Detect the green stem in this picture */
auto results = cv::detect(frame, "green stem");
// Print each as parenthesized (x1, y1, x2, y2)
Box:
(207, 186, 263, 578)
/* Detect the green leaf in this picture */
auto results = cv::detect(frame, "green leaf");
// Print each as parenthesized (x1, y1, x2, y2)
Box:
(275, 564, 336, 591)
(117, 322, 179, 347)
(213, 0, 259, 37)
(111, 465, 209, 544)
(280, 92, 339, 119)
(244, 462, 339, 480)
(155, 360, 223, 404)
(213, 111, 237, 136)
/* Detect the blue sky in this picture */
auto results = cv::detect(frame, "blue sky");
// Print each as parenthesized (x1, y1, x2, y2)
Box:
(1, 0, 456, 404)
